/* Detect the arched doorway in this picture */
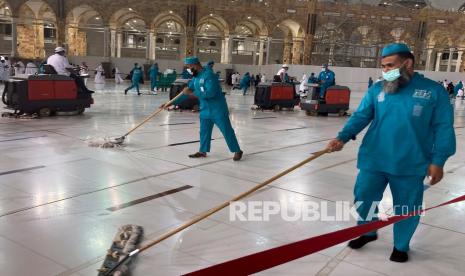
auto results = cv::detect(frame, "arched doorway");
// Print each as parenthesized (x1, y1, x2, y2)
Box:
(66, 5, 104, 57)
(152, 13, 186, 60)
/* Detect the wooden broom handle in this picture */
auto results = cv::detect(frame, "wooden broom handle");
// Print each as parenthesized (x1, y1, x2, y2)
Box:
(138, 149, 328, 253)
(122, 91, 187, 137)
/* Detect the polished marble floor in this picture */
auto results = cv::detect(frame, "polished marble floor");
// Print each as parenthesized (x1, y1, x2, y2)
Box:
(1, 81, 464, 276)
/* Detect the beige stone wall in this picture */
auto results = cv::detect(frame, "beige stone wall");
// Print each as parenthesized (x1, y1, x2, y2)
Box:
(3, 0, 465, 68)
(67, 27, 87, 56)
(17, 24, 45, 59)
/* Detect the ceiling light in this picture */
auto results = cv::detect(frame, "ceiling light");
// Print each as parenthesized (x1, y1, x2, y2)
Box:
(129, 8, 133, 11)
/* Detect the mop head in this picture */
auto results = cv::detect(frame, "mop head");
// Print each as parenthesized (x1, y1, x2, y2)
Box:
(87, 136, 125, 148)
(98, 224, 144, 276)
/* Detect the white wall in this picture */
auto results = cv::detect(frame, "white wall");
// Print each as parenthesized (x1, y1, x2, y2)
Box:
(68, 56, 465, 93)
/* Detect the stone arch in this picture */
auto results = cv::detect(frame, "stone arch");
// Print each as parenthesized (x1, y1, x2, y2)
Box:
(197, 14, 229, 37)
(0, 0, 13, 55)
(66, 5, 104, 56)
(195, 14, 229, 63)
(17, 0, 57, 58)
(109, 8, 146, 30)
(151, 12, 186, 60)
(109, 8, 147, 58)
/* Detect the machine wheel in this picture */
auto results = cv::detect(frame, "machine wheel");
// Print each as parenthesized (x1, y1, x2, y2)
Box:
(338, 109, 346, 117)
(38, 107, 52, 117)
(77, 107, 85, 115)
(306, 110, 318, 116)
(273, 105, 281, 112)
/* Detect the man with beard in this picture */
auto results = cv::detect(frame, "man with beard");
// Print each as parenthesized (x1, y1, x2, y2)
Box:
(326, 43, 456, 262)
(163, 57, 243, 161)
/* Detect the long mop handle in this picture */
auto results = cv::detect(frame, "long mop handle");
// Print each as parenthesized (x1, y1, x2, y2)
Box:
(139, 149, 328, 252)
(122, 91, 186, 138)
(104, 149, 328, 275)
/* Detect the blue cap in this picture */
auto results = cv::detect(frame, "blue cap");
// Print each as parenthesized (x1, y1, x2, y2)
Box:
(381, 43, 411, 58)
(185, 56, 200, 65)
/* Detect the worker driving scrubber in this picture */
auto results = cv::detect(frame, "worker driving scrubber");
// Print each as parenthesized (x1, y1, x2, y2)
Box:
(47, 47, 94, 95)
(318, 63, 335, 98)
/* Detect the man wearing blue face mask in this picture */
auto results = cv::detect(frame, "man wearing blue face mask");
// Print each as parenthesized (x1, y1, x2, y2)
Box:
(163, 57, 243, 161)
(326, 43, 456, 263)
(318, 63, 335, 98)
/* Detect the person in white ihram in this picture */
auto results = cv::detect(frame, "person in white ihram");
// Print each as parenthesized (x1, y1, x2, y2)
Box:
(94, 64, 105, 84)
(47, 47, 94, 94)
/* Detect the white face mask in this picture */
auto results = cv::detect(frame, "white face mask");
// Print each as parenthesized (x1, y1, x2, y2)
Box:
(321, 68, 326, 72)
(187, 68, 193, 75)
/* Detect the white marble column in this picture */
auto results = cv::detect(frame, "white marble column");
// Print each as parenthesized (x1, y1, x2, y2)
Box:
(110, 30, 116, 57)
(145, 32, 151, 59)
(150, 32, 156, 60)
(447, 48, 454, 72)
(258, 39, 265, 65)
(220, 38, 226, 63)
(456, 51, 463, 73)
(116, 32, 122, 58)
(103, 26, 110, 57)
(435, 52, 442, 72)
(221, 37, 232, 64)
(11, 18, 17, 57)
(425, 49, 433, 71)
(265, 38, 271, 65)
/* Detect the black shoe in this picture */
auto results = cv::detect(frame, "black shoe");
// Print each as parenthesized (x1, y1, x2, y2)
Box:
(137, 92, 141, 95)
(124, 89, 128, 95)
(87, 90, 95, 94)
(233, 151, 243, 161)
(348, 235, 377, 249)
(390, 247, 408, 263)
(189, 152, 207, 158)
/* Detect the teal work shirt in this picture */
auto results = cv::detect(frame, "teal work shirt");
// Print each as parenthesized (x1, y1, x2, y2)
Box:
(132, 68, 142, 82)
(174, 68, 229, 119)
(149, 66, 158, 78)
(337, 73, 456, 176)
(318, 70, 335, 86)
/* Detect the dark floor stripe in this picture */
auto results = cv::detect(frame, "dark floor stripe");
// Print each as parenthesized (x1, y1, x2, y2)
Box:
(252, 116, 277, 120)
(160, 122, 196, 126)
(274, 127, 308, 132)
(0, 135, 46, 143)
(107, 185, 193, 211)
(169, 139, 214, 146)
(0, 166, 45, 176)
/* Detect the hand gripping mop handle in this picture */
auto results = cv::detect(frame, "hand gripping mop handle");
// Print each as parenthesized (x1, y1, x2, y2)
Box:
(104, 149, 328, 275)
(121, 91, 187, 138)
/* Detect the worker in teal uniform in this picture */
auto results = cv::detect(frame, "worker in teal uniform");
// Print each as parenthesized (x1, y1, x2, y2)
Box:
(368, 77, 374, 88)
(240, 72, 251, 95)
(149, 63, 159, 94)
(307, 72, 318, 84)
(181, 66, 191, 79)
(206, 60, 215, 71)
(318, 64, 335, 98)
(163, 56, 243, 161)
(124, 65, 142, 95)
(326, 43, 456, 263)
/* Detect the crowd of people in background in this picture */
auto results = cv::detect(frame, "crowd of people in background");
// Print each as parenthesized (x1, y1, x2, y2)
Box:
(5, 54, 465, 102)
